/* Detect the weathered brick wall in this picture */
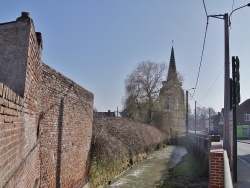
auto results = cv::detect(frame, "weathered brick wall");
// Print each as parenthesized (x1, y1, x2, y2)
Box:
(40, 64, 93, 188)
(209, 142, 224, 188)
(0, 14, 30, 97)
(22, 12, 43, 167)
(0, 83, 24, 187)
(0, 12, 41, 188)
(0, 12, 93, 188)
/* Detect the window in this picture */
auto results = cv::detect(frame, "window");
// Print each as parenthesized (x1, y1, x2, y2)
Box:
(243, 128, 248, 136)
(244, 114, 250, 121)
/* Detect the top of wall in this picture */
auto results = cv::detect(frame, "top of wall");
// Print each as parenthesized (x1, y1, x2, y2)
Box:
(0, 12, 93, 102)
(43, 63, 94, 102)
(0, 12, 34, 97)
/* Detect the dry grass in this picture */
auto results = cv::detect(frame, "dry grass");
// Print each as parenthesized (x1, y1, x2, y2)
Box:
(91, 117, 166, 164)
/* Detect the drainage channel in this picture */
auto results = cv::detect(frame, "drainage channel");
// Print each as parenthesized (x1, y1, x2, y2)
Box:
(107, 146, 187, 188)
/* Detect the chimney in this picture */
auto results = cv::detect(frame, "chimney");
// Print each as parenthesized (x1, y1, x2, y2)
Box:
(16, 12, 31, 22)
(36, 32, 43, 50)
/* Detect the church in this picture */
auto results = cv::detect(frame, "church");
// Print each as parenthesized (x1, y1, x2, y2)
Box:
(158, 45, 185, 139)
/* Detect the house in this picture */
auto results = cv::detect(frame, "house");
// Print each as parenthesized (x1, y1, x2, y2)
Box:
(237, 99, 250, 139)
(94, 110, 116, 118)
(218, 99, 250, 139)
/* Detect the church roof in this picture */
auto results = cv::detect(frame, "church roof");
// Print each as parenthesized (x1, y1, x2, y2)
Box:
(167, 46, 178, 82)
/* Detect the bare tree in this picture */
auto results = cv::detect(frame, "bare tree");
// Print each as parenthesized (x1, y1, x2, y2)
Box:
(123, 61, 166, 124)
(194, 107, 217, 119)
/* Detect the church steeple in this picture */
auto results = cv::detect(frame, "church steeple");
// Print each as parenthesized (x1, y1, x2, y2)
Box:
(167, 45, 178, 82)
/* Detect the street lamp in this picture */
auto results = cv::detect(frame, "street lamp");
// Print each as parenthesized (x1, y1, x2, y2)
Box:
(186, 88, 194, 136)
(229, 3, 250, 22)
(208, 3, 250, 183)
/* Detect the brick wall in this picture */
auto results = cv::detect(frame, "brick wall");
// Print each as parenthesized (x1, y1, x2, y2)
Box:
(0, 12, 93, 188)
(209, 142, 224, 188)
(39, 65, 93, 188)
(0, 14, 30, 97)
(0, 12, 41, 188)
(0, 83, 24, 187)
(0, 83, 40, 188)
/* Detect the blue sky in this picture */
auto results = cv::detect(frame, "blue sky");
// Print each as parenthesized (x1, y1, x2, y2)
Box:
(1, 1, 250, 113)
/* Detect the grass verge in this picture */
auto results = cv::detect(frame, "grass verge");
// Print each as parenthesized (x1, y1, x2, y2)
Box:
(171, 152, 203, 176)
(156, 152, 208, 188)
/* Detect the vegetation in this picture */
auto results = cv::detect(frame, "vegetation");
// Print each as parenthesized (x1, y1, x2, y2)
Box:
(89, 116, 166, 187)
(122, 61, 185, 140)
(156, 152, 208, 187)
(123, 61, 166, 124)
(188, 106, 217, 131)
(170, 152, 204, 176)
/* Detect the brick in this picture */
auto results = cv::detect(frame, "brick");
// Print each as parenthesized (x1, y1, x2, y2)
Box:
(0, 106, 3, 114)
(0, 115, 4, 122)
(0, 83, 3, 97)
(0, 14, 93, 188)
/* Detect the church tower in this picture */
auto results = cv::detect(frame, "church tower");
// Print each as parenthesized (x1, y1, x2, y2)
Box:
(159, 45, 185, 139)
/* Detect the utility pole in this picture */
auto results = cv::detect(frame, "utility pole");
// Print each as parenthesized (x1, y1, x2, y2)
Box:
(186, 90, 189, 136)
(186, 88, 194, 136)
(209, 108, 211, 133)
(224, 13, 230, 156)
(207, 1, 250, 176)
(232, 56, 240, 182)
(195, 101, 197, 134)
(206, 12, 230, 156)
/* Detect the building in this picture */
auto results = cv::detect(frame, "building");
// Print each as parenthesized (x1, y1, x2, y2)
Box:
(218, 99, 250, 139)
(237, 99, 250, 139)
(158, 46, 185, 139)
(94, 110, 116, 118)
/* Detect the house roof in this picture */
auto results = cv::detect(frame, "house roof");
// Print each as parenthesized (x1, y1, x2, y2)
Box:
(238, 98, 250, 114)
(94, 110, 116, 118)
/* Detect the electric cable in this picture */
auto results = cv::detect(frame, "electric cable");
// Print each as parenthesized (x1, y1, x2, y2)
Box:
(190, 0, 209, 99)
(203, 65, 224, 98)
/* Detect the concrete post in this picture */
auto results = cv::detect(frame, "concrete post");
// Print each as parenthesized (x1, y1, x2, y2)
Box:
(195, 101, 197, 134)
(186, 90, 188, 136)
(223, 13, 230, 159)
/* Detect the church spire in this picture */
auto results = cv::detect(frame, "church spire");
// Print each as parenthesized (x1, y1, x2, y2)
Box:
(167, 45, 177, 81)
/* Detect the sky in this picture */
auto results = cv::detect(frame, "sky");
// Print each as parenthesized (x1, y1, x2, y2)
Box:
(0, 0, 250, 113)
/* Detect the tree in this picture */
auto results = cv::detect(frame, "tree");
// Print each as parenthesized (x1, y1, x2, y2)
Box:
(194, 107, 216, 119)
(123, 61, 166, 124)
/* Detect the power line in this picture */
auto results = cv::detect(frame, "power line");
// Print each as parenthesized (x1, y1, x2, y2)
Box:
(203, 65, 224, 98)
(232, 0, 235, 18)
(196, 100, 205, 109)
(188, 93, 204, 108)
(191, 0, 209, 99)
(230, 0, 235, 28)
(203, 0, 208, 17)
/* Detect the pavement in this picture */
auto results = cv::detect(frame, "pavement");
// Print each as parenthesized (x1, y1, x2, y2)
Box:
(234, 157, 250, 188)
(234, 140, 250, 188)
(237, 139, 250, 144)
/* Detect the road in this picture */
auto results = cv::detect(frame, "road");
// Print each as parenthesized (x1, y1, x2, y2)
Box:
(235, 141, 250, 188)
(238, 141, 250, 164)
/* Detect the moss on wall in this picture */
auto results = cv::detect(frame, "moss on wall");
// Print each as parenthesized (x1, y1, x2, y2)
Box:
(89, 117, 165, 187)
